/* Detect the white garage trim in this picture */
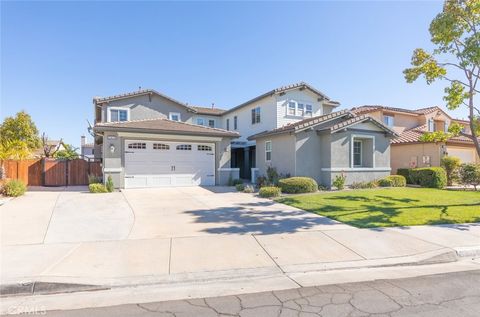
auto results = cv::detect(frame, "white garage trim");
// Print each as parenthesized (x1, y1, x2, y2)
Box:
(117, 132, 222, 142)
(124, 140, 216, 188)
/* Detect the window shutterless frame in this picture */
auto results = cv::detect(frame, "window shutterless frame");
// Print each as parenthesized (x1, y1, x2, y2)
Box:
(108, 107, 130, 122)
(169, 112, 181, 121)
(265, 141, 272, 162)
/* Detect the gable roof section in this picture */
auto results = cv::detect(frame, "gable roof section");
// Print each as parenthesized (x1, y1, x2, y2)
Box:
(351, 105, 453, 120)
(326, 115, 398, 136)
(93, 89, 197, 113)
(94, 118, 239, 138)
(247, 110, 353, 140)
(223, 82, 340, 115)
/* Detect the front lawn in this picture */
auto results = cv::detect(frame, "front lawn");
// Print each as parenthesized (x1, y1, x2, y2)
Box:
(277, 188, 480, 228)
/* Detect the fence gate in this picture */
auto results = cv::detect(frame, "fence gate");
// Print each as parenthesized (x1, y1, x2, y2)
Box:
(44, 159, 67, 186)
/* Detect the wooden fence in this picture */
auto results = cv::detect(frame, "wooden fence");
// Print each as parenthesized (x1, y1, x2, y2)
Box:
(3, 158, 102, 186)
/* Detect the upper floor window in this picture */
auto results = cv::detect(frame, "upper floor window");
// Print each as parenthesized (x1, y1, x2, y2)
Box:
(196, 118, 205, 126)
(383, 115, 394, 127)
(288, 102, 296, 116)
(169, 112, 181, 121)
(251, 107, 261, 124)
(297, 103, 305, 116)
(226, 118, 230, 131)
(265, 141, 272, 162)
(428, 118, 435, 132)
(305, 105, 313, 117)
(234, 116, 238, 130)
(208, 119, 215, 128)
(110, 108, 128, 122)
(444, 121, 449, 132)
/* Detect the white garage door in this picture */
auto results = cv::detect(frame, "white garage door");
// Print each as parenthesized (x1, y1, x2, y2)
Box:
(124, 140, 215, 188)
(447, 147, 476, 163)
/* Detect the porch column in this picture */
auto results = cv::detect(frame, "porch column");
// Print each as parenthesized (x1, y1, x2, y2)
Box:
(243, 147, 250, 179)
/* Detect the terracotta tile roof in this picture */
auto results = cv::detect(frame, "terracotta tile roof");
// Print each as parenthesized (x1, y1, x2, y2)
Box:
(247, 110, 352, 140)
(414, 106, 441, 114)
(351, 105, 420, 115)
(94, 118, 239, 138)
(189, 106, 226, 116)
(328, 115, 397, 136)
(223, 82, 340, 115)
(391, 124, 478, 145)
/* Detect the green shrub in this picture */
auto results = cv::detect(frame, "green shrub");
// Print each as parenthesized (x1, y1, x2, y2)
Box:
(350, 180, 378, 189)
(385, 175, 406, 187)
(410, 167, 447, 189)
(232, 179, 243, 186)
(256, 176, 267, 188)
(279, 177, 318, 194)
(378, 178, 394, 187)
(105, 175, 114, 192)
(88, 174, 102, 184)
(441, 156, 461, 186)
(3, 179, 26, 197)
(318, 184, 328, 191)
(459, 163, 480, 190)
(332, 174, 346, 190)
(396, 168, 412, 184)
(89, 183, 108, 193)
(235, 183, 245, 191)
(243, 184, 255, 193)
(266, 166, 279, 185)
(259, 186, 281, 198)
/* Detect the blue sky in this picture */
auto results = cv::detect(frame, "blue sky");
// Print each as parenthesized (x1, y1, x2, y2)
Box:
(1, 0, 467, 147)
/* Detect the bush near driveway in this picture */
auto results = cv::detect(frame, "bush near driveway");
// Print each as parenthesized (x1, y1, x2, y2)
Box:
(277, 187, 480, 228)
(259, 186, 281, 198)
(396, 168, 412, 184)
(410, 167, 447, 189)
(89, 183, 108, 193)
(279, 177, 318, 194)
(3, 179, 26, 197)
(378, 175, 406, 187)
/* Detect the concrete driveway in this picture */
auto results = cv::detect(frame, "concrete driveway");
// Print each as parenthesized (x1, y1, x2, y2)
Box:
(1, 186, 479, 287)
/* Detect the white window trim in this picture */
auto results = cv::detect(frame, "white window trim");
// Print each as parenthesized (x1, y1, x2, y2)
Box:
(196, 117, 205, 126)
(286, 100, 316, 118)
(350, 134, 375, 168)
(383, 115, 394, 127)
(169, 112, 181, 121)
(107, 107, 130, 122)
(265, 140, 272, 162)
(353, 140, 363, 167)
(252, 107, 261, 125)
(428, 118, 435, 132)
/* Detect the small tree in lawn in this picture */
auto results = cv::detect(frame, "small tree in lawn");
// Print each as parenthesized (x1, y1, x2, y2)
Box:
(441, 155, 462, 185)
(53, 143, 79, 160)
(459, 163, 480, 190)
(403, 0, 480, 157)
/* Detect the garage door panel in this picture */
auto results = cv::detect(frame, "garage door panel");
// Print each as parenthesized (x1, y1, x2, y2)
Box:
(124, 141, 215, 188)
(447, 147, 475, 163)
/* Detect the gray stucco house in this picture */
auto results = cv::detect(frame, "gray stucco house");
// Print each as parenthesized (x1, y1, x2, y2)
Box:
(92, 82, 397, 189)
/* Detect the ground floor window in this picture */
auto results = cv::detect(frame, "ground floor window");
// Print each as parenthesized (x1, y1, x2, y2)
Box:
(353, 140, 362, 167)
(265, 141, 272, 162)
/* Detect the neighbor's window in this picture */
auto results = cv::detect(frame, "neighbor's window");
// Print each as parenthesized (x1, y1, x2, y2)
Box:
(353, 140, 362, 167)
(383, 115, 394, 127)
(169, 112, 181, 121)
(265, 141, 272, 162)
(128, 142, 146, 149)
(176, 144, 192, 151)
(305, 104, 313, 117)
(153, 143, 169, 150)
(197, 145, 212, 151)
(428, 118, 434, 132)
(208, 119, 215, 128)
(444, 121, 449, 132)
(233, 116, 238, 130)
(110, 109, 128, 122)
(422, 155, 431, 166)
(297, 103, 305, 116)
(196, 118, 205, 126)
(288, 102, 296, 116)
(251, 107, 261, 124)
(226, 118, 230, 130)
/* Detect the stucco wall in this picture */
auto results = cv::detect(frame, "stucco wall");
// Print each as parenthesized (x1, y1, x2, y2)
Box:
(101, 94, 194, 124)
(390, 143, 442, 173)
(255, 133, 296, 178)
(294, 130, 323, 181)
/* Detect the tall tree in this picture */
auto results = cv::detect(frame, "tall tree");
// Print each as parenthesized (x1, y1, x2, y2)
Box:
(0, 111, 41, 151)
(403, 0, 480, 157)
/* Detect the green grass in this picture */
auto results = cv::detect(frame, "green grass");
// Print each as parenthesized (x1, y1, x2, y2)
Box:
(277, 188, 480, 228)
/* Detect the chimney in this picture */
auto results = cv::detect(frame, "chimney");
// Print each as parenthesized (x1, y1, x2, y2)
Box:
(81, 135, 86, 147)
(211, 102, 215, 109)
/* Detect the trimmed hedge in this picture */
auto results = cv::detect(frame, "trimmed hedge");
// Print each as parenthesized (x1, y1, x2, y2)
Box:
(278, 177, 318, 194)
(378, 178, 394, 187)
(259, 186, 281, 198)
(3, 179, 26, 197)
(396, 168, 412, 184)
(410, 167, 447, 189)
(89, 183, 108, 193)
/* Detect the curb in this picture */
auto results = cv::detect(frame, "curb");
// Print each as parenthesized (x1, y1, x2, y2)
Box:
(454, 246, 480, 258)
(0, 282, 109, 298)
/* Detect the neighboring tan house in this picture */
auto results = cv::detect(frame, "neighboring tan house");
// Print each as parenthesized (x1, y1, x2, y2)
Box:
(93, 83, 396, 189)
(351, 105, 480, 173)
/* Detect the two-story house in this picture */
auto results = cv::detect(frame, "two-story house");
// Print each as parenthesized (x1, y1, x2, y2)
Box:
(93, 83, 397, 189)
(351, 105, 480, 173)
